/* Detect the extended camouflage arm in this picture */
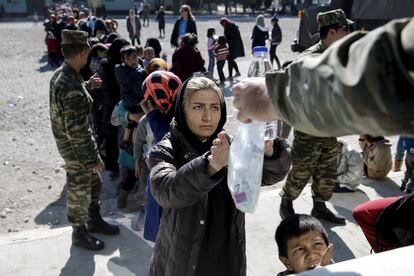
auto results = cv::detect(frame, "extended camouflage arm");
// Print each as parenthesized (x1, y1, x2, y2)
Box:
(267, 18, 414, 137)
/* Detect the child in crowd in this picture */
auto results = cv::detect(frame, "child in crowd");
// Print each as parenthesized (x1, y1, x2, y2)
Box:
(46, 31, 60, 66)
(89, 43, 108, 75)
(275, 214, 333, 275)
(155, 5, 166, 38)
(400, 136, 414, 193)
(359, 135, 392, 180)
(133, 70, 182, 234)
(115, 45, 147, 145)
(207, 28, 217, 76)
(334, 139, 364, 192)
(214, 36, 229, 84)
(136, 45, 145, 68)
(143, 46, 155, 69)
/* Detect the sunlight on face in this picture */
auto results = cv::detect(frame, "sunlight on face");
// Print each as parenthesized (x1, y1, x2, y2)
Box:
(184, 89, 221, 141)
(280, 230, 328, 273)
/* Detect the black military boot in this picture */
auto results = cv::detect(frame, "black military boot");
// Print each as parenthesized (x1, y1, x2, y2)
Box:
(72, 225, 105, 251)
(87, 206, 120, 235)
(279, 197, 295, 219)
(311, 200, 346, 225)
(400, 179, 408, 191)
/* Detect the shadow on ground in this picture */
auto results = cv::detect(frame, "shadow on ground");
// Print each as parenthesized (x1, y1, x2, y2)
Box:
(59, 224, 152, 276)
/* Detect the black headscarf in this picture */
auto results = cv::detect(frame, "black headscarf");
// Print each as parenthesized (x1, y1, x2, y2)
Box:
(173, 75, 227, 154)
(107, 38, 129, 65)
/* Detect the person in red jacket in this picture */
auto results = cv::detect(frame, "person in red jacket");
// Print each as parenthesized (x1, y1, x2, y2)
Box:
(170, 33, 205, 82)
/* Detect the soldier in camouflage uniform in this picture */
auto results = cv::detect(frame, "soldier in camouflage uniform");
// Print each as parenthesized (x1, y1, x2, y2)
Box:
(50, 30, 119, 251)
(278, 10, 354, 224)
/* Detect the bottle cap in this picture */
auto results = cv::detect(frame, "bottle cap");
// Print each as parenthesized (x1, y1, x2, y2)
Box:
(252, 46, 268, 53)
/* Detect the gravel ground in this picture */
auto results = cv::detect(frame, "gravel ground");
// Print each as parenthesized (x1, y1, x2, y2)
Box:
(0, 15, 301, 234)
(0, 15, 402, 236)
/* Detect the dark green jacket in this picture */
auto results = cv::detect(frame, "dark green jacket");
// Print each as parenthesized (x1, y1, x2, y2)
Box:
(267, 18, 414, 137)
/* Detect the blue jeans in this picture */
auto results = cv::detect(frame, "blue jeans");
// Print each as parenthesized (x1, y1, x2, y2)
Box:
(208, 49, 215, 75)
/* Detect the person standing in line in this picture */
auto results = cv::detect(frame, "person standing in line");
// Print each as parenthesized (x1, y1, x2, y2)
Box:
(170, 4, 197, 48)
(155, 5, 166, 38)
(126, 9, 142, 46)
(251, 15, 269, 50)
(49, 30, 120, 251)
(220, 17, 244, 80)
(269, 16, 282, 69)
(278, 10, 354, 225)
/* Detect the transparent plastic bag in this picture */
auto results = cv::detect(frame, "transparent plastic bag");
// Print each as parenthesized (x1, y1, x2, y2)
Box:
(227, 120, 266, 213)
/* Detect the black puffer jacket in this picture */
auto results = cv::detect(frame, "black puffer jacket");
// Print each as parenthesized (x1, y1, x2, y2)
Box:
(148, 126, 290, 276)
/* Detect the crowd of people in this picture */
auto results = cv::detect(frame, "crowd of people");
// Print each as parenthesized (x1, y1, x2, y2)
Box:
(46, 1, 414, 275)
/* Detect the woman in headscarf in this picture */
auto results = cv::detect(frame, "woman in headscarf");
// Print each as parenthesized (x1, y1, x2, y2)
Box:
(220, 17, 245, 79)
(148, 74, 291, 275)
(251, 14, 269, 50)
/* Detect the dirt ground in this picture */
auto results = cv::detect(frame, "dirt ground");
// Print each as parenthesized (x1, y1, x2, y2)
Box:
(0, 16, 403, 236)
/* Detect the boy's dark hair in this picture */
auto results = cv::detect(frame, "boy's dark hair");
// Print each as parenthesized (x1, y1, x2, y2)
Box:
(319, 24, 348, 40)
(120, 45, 137, 61)
(217, 36, 227, 45)
(275, 214, 329, 257)
(136, 45, 144, 54)
(207, 28, 215, 38)
(91, 42, 108, 57)
(62, 44, 90, 59)
(180, 33, 198, 48)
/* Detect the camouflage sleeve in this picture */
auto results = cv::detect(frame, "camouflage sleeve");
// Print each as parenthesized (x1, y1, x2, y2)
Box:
(61, 89, 102, 169)
(266, 18, 414, 137)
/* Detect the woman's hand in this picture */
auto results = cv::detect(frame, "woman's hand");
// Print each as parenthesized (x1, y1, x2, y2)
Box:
(264, 139, 274, 157)
(207, 132, 229, 175)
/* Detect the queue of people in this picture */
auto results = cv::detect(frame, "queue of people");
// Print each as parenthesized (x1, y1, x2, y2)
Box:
(47, 3, 414, 275)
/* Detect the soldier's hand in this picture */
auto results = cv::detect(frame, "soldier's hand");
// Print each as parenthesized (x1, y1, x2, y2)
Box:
(232, 78, 278, 123)
(89, 73, 102, 90)
(92, 162, 104, 174)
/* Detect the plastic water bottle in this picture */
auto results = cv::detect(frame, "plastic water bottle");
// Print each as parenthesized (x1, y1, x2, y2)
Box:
(227, 46, 273, 213)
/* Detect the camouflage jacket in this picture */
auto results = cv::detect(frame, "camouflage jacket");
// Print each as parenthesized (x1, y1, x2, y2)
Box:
(50, 63, 102, 169)
(267, 18, 414, 137)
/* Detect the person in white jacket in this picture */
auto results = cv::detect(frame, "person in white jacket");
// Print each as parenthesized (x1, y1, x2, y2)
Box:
(335, 139, 364, 192)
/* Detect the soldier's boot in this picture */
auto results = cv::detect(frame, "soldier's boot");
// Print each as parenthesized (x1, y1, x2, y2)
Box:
(311, 200, 346, 225)
(117, 190, 129, 209)
(400, 178, 408, 191)
(72, 225, 105, 251)
(279, 197, 295, 219)
(87, 206, 120, 235)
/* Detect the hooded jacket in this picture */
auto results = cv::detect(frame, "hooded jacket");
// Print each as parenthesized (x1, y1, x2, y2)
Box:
(221, 18, 245, 59)
(337, 139, 364, 190)
(148, 76, 290, 276)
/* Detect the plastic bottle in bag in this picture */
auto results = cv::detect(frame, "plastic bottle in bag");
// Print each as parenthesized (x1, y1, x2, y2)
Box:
(227, 46, 273, 213)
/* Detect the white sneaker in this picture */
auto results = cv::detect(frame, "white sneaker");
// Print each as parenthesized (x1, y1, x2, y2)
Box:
(131, 210, 145, 231)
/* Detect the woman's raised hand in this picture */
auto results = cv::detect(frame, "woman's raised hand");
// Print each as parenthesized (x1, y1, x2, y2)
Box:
(207, 131, 229, 175)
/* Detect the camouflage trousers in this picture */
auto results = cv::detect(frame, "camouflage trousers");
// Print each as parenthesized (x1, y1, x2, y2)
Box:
(280, 130, 338, 202)
(66, 163, 101, 226)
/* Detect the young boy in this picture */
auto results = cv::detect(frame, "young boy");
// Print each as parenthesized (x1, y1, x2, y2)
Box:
(275, 214, 333, 275)
(115, 45, 147, 144)
(400, 136, 414, 192)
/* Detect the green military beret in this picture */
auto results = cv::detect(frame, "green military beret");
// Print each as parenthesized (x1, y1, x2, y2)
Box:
(317, 9, 353, 28)
(61, 29, 90, 46)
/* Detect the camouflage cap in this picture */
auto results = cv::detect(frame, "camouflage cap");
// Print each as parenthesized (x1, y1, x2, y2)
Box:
(317, 9, 353, 28)
(61, 30, 90, 46)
